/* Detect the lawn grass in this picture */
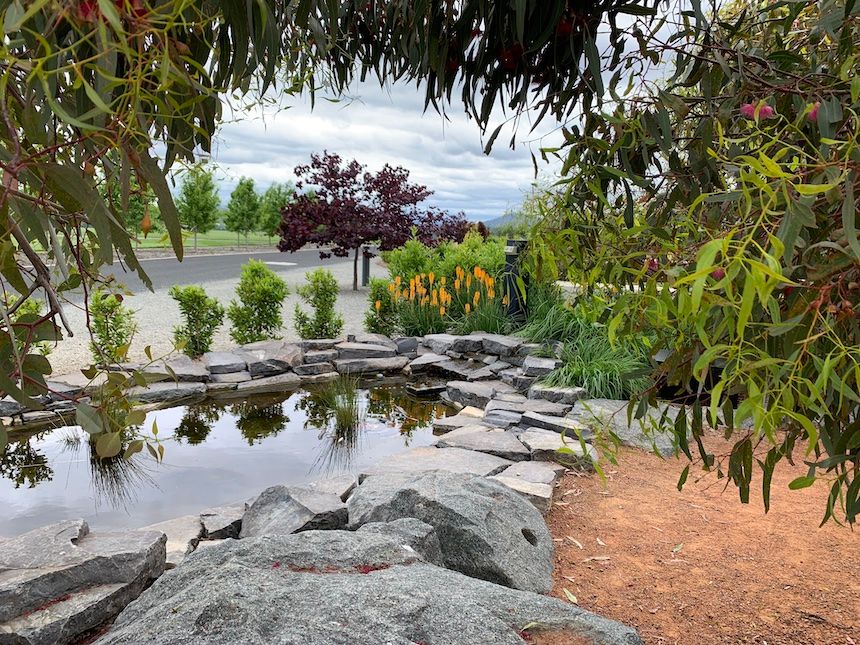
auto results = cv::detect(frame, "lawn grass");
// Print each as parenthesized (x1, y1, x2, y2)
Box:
(132, 229, 276, 249)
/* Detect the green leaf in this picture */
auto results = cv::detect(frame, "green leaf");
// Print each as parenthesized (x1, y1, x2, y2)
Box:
(788, 476, 816, 490)
(562, 588, 578, 604)
(96, 431, 122, 458)
(76, 402, 104, 435)
(841, 172, 860, 261)
(0, 421, 7, 452)
(677, 465, 690, 491)
(137, 153, 184, 262)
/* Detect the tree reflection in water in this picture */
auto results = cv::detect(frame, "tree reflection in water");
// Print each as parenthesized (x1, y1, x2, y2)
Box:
(366, 387, 443, 440)
(0, 433, 53, 488)
(175, 402, 226, 445)
(60, 429, 156, 510)
(230, 397, 289, 445)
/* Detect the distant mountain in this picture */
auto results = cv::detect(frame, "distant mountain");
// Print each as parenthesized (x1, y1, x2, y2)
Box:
(483, 212, 516, 230)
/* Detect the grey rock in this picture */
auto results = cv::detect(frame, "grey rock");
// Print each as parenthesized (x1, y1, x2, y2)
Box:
(519, 428, 598, 469)
(299, 338, 340, 351)
(489, 476, 554, 514)
(432, 360, 493, 381)
(486, 397, 572, 417)
(522, 356, 561, 377)
(498, 367, 521, 386)
(432, 411, 489, 434)
(300, 474, 358, 502)
(126, 381, 206, 404)
(204, 351, 247, 374)
(240, 485, 347, 538)
(20, 410, 58, 425)
(446, 380, 514, 408)
(528, 383, 588, 405)
(348, 471, 553, 593)
(436, 425, 530, 461)
(139, 356, 209, 383)
(335, 341, 396, 359)
(393, 336, 420, 355)
(481, 409, 523, 429)
(499, 460, 566, 486)
(235, 372, 301, 395)
(512, 374, 538, 392)
(335, 356, 408, 375)
(487, 360, 512, 374)
(241, 341, 303, 378)
(355, 518, 444, 565)
(517, 343, 542, 357)
(423, 333, 483, 354)
(209, 370, 252, 383)
(350, 333, 398, 350)
(360, 446, 511, 479)
(405, 382, 447, 397)
(101, 535, 640, 645)
(407, 352, 448, 371)
(45, 379, 86, 401)
(298, 372, 339, 385)
(482, 354, 499, 364)
(302, 349, 338, 364)
(200, 504, 244, 539)
(293, 362, 334, 376)
(140, 515, 203, 567)
(522, 410, 592, 437)
(0, 519, 165, 645)
(568, 398, 681, 457)
(444, 349, 464, 359)
(205, 381, 239, 395)
(473, 333, 523, 356)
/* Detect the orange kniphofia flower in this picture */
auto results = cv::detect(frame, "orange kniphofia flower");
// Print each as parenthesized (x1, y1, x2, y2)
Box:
(454, 279, 461, 291)
(502, 294, 510, 305)
(440, 276, 447, 286)
(488, 289, 495, 299)
(375, 300, 381, 312)
(473, 291, 480, 306)
(439, 306, 446, 316)
(431, 290, 438, 306)
(465, 303, 471, 314)
(428, 272, 435, 285)
(466, 274, 472, 288)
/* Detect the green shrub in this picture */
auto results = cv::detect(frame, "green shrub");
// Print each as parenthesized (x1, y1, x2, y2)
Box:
(227, 260, 289, 344)
(90, 290, 137, 364)
(5, 295, 52, 356)
(364, 278, 398, 336)
(381, 237, 434, 280)
(169, 285, 224, 357)
(383, 230, 505, 284)
(294, 268, 344, 339)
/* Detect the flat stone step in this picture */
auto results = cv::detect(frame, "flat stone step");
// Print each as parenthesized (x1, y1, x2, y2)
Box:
(497, 461, 566, 487)
(360, 446, 512, 479)
(485, 398, 572, 417)
(528, 384, 587, 404)
(522, 356, 562, 377)
(521, 410, 591, 437)
(335, 342, 396, 359)
(432, 411, 489, 434)
(518, 428, 597, 470)
(435, 425, 530, 461)
(335, 357, 408, 375)
(489, 476, 554, 515)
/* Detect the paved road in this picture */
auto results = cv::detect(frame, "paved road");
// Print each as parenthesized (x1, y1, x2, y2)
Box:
(107, 248, 351, 292)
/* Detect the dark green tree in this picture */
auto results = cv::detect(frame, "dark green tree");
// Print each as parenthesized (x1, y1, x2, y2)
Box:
(225, 177, 260, 246)
(176, 163, 221, 251)
(259, 182, 295, 240)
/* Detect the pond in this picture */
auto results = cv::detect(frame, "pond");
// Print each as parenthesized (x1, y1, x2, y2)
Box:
(0, 383, 449, 537)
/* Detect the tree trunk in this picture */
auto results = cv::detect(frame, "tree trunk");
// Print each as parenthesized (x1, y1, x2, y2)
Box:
(353, 246, 359, 291)
(237, 231, 240, 247)
(194, 230, 198, 252)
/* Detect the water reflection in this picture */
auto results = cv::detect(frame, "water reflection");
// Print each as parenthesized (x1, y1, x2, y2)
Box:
(0, 384, 450, 530)
(0, 433, 53, 488)
(59, 430, 156, 510)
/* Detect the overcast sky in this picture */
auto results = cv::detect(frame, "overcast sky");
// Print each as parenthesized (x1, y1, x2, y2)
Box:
(206, 81, 564, 222)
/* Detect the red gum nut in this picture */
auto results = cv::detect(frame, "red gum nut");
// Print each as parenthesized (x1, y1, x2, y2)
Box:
(710, 268, 725, 280)
(556, 19, 573, 37)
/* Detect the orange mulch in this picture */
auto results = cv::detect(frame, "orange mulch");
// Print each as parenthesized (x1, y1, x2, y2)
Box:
(540, 434, 859, 645)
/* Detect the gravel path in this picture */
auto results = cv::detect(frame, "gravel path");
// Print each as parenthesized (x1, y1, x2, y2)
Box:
(48, 257, 384, 378)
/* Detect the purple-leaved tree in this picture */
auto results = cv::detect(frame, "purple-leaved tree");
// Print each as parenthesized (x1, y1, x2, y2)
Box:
(278, 152, 467, 290)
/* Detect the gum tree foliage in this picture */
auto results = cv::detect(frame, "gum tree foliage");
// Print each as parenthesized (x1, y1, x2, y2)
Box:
(525, 0, 860, 524)
(278, 151, 468, 290)
(175, 163, 221, 250)
(225, 177, 260, 245)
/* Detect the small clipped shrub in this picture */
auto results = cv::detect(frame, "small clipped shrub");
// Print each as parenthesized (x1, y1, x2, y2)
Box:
(364, 278, 397, 336)
(227, 260, 289, 344)
(90, 290, 136, 364)
(294, 268, 344, 339)
(169, 285, 225, 357)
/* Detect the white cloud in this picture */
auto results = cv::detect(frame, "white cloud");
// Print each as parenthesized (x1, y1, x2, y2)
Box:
(209, 81, 563, 221)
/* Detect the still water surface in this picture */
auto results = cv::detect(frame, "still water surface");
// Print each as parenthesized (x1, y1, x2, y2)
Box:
(0, 385, 447, 537)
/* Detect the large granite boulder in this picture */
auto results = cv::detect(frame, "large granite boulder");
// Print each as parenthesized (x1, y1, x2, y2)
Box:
(0, 519, 165, 645)
(200, 503, 245, 539)
(203, 351, 247, 374)
(139, 515, 203, 568)
(567, 398, 680, 457)
(446, 380, 513, 408)
(125, 381, 206, 404)
(518, 427, 598, 469)
(348, 471, 553, 593)
(240, 341, 303, 378)
(234, 372, 301, 395)
(240, 485, 347, 538)
(98, 527, 640, 645)
(471, 333, 523, 356)
(528, 383, 587, 404)
(423, 333, 483, 354)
